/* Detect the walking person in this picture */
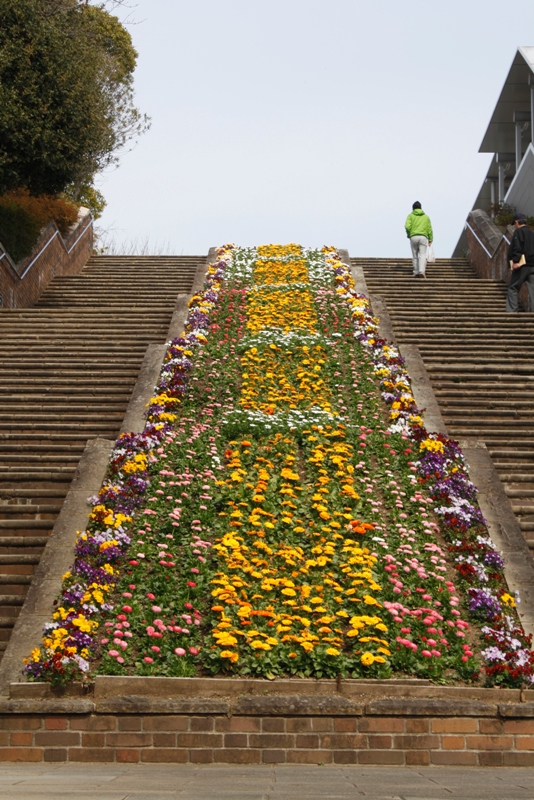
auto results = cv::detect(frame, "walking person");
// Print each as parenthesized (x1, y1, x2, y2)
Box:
(507, 213, 534, 312)
(405, 201, 433, 277)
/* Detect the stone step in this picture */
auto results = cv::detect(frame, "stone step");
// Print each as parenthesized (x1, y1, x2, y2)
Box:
(421, 354, 534, 363)
(0, 504, 62, 515)
(0, 596, 25, 606)
(0, 388, 132, 397)
(0, 411, 123, 422)
(0, 574, 33, 585)
(439, 399, 534, 408)
(0, 488, 67, 498)
(0, 424, 119, 438)
(0, 410, 124, 422)
(0, 537, 49, 548)
(0, 519, 54, 530)
(0, 450, 85, 462)
(0, 430, 111, 438)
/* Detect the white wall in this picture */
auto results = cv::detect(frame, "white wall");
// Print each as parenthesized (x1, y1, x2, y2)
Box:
(505, 144, 534, 216)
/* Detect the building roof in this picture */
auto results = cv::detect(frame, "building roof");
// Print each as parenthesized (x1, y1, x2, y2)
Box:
(479, 47, 534, 153)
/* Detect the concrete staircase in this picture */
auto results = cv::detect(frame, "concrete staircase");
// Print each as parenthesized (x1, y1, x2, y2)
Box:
(0, 255, 203, 662)
(356, 256, 534, 548)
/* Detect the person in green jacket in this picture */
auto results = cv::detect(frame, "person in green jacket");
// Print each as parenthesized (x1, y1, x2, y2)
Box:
(405, 201, 433, 277)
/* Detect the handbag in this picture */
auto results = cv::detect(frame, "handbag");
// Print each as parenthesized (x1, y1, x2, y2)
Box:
(427, 243, 436, 263)
(509, 254, 526, 269)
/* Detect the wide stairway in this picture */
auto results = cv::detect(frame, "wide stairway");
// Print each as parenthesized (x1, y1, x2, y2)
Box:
(0, 255, 203, 663)
(357, 256, 534, 548)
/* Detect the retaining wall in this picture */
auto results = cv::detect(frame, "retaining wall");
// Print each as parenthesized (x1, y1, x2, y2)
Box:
(0, 679, 533, 766)
(0, 208, 93, 309)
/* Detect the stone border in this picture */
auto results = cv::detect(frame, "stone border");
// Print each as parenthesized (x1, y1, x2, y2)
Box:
(0, 438, 113, 696)
(399, 344, 448, 436)
(459, 439, 534, 639)
(120, 344, 167, 434)
(369, 294, 398, 345)
(2, 692, 533, 718)
(8, 674, 533, 705)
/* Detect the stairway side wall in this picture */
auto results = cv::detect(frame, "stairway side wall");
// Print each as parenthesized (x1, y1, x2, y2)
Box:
(0, 211, 93, 309)
(465, 210, 530, 309)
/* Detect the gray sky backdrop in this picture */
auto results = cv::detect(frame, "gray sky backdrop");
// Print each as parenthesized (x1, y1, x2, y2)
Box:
(98, 0, 534, 257)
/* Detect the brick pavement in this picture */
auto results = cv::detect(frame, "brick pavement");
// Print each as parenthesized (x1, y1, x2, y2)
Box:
(0, 763, 534, 799)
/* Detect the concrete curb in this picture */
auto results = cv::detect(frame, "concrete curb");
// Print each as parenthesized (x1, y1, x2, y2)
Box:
(167, 293, 192, 340)
(369, 294, 398, 345)
(351, 267, 369, 296)
(9, 674, 532, 705)
(167, 254, 215, 340)
(1, 693, 533, 718)
(338, 249, 370, 296)
(399, 344, 448, 436)
(0, 438, 114, 696)
(120, 344, 167, 434)
(459, 438, 534, 639)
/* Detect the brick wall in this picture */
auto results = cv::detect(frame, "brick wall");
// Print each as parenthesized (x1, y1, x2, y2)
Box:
(1, 702, 533, 766)
(0, 210, 93, 309)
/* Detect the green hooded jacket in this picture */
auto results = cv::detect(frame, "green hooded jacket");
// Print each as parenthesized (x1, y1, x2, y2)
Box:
(405, 208, 433, 242)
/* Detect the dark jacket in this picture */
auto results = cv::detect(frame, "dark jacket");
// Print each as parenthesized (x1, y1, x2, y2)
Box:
(508, 225, 534, 266)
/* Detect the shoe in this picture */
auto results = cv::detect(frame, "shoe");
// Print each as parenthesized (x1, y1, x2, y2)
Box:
(419, 273, 426, 278)
(412, 272, 418, 276)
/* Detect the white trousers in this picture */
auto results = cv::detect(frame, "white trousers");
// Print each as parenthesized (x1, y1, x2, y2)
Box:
(410, 235, 428, 275)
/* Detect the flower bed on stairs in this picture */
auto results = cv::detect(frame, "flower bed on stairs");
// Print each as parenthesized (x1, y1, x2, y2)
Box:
(24, 245, 534, 688)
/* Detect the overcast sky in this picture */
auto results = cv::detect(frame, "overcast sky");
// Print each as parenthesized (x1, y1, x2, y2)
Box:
(97, 0, 534, 258)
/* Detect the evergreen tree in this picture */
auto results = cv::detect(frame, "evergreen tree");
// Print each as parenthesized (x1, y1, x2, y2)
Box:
(0, 0, 149, 196)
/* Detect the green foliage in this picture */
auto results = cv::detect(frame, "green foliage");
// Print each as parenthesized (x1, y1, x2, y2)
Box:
(490, 203, 534, 229)
(0, 0, 149, 196)
(0, 188, 79, 262)
(66, 182, 107, 220)
(0, 202, 40, 263)
(490, 202, 515, 227)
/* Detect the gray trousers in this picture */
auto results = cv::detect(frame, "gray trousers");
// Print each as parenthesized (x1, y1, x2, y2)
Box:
(410, 235, 428, 275)
(506, 265, 534, 312)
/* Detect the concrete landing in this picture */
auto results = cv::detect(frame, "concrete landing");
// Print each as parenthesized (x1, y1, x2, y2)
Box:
(0, 764, 534, 799)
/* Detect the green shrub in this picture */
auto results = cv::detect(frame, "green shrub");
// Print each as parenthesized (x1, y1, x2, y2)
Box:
(0, 202, 40, 263)
(490, 202, 515, 227)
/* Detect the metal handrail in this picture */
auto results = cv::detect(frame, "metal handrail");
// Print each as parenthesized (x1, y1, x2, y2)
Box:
(19, 230, 59, 279)
(66, 217, 93, 254)
(465, 221, 511, 258)
(465, 221, 492, 258)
